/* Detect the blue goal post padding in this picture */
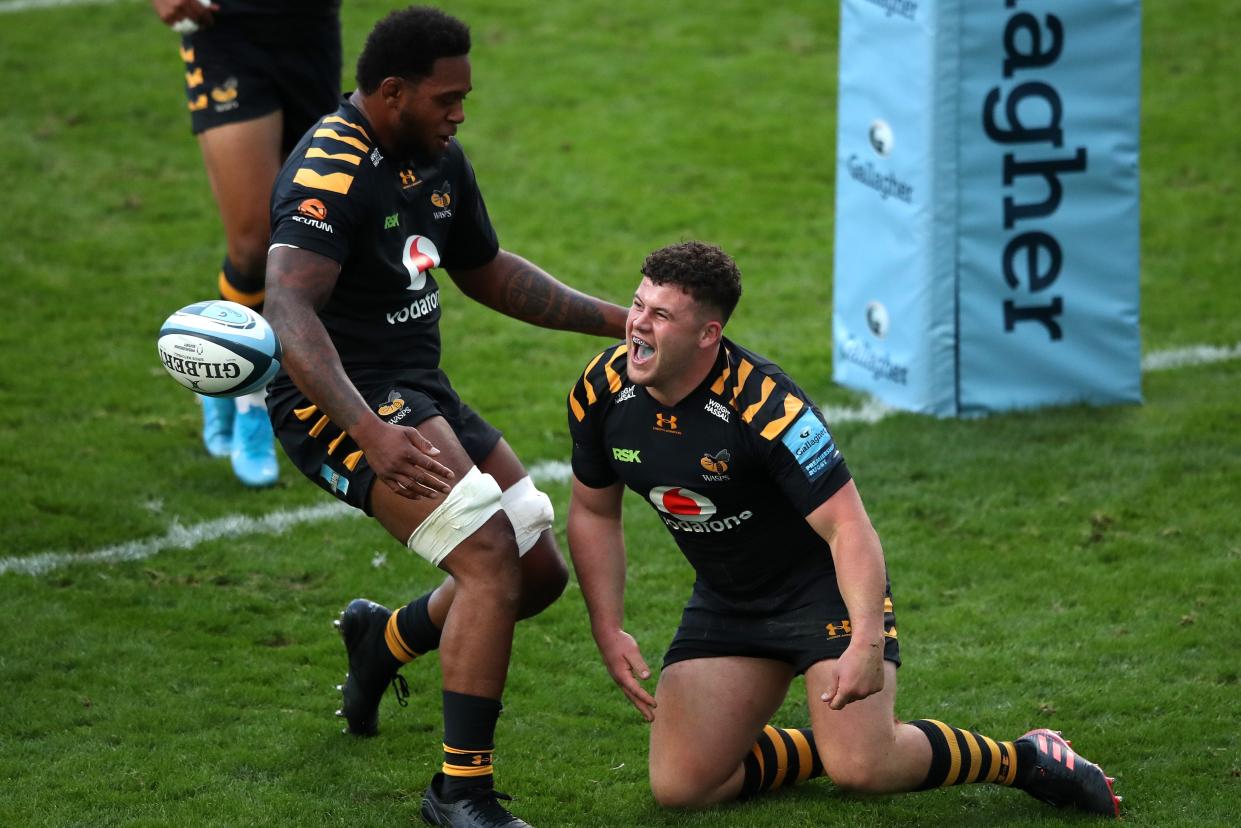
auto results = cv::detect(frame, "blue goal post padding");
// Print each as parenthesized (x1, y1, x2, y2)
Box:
(831, 0, 1141, 416)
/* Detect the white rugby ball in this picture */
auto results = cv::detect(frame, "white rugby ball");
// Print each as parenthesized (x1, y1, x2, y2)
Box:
(157, 300, 282, 397)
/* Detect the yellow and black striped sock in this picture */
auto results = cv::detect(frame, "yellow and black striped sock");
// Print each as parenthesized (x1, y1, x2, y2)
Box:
(218, 257, 265, 311)
(384, 592, 440, 663)
(738, 726, 825, 799)
(441, 691, 503, 800)
(907, 719, 1021, 789)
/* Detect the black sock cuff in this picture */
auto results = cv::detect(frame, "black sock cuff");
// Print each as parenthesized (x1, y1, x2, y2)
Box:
(908, 719, 951, 790)
(443, 690, 502, 750)
(397, 591, 442, 654)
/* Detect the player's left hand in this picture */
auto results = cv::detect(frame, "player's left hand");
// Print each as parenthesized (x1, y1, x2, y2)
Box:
(820, 637, 885, 710)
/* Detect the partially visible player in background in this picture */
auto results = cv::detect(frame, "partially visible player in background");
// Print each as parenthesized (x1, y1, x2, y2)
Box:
(150, 0, 342, 487)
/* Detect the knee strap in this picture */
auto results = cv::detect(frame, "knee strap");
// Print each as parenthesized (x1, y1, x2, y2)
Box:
(501, 475, 554, 556)
(406, 467, 503, 565)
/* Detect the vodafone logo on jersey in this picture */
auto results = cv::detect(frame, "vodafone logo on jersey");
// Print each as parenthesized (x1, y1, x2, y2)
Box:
(401, 235, 441, 291)
(649, 486, 717, 522)
(648, 486, 754, 534)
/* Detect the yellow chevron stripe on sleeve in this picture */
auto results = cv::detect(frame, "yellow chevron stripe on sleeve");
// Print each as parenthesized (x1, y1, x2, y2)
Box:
(581, 352, 604, 405)
(741, 376, 776, 424)
(322, 115, 371, 142)
(179, 45, 194, 63)
(293, 167, 354, 195)
(730, 359, 753, 406)
(603, 345, 626, 393)
(343, 450, 364, 471)
(758, 394, 804, 440)
(185, 68, 203, 87)
(305, 147, 363, 166)
(293, 404, 319, 421)
(188, 94, 207, 112)
(313, 127, 368, 152)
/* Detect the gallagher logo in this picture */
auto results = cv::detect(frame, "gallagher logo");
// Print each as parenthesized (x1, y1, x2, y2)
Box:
(648, 486, 752, 534)
(401, 235, 441, 291)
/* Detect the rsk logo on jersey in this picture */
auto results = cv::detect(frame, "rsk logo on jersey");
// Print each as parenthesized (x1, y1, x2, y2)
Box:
(648, 486, 752, 534)
(293, 198, 333, 234)
(654, 413, 682, 435)
(431, 182, 453, 220)
(400, 235, 441, 291)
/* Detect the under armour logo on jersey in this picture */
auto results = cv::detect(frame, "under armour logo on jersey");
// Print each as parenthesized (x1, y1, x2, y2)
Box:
(654, 413, 681, 434)
(399, 168, 420, 188)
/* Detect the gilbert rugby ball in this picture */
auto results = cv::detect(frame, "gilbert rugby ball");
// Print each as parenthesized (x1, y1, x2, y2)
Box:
(157, 300, 282, 397)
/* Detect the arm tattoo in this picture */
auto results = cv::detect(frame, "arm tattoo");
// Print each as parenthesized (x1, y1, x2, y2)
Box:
(502, 261, 606, 332)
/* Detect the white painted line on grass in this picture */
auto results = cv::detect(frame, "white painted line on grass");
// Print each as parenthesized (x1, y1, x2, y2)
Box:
(1142, 341, 1241, 372)
(0, 0, 128, 12)
(0, 502, 356, 577)
(6, 340, 1237, 577)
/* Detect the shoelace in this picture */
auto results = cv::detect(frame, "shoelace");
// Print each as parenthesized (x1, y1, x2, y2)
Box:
(390, 674, 410, 708)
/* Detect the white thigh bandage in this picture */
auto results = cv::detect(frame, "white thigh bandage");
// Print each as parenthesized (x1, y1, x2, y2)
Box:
(501, 475, 554, 556)
(405, 467, 503, 566)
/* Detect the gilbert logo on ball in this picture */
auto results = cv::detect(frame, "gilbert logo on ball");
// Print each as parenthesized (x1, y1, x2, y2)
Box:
(157, 300, 282, 397)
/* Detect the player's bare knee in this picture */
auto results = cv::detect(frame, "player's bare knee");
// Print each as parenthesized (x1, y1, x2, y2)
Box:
(822, 755, 886, 793)
(517, 541, 568, 618)
(649, 774, 715, 810)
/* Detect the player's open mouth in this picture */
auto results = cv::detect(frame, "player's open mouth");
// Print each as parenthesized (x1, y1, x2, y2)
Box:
(631, 336, 654, 364)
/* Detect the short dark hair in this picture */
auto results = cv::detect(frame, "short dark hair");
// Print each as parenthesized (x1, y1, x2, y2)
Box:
(355, 6, 471, 94)
(640, 241, 742, 323)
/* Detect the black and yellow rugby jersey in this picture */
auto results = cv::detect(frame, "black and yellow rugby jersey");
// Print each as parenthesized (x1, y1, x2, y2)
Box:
(268, 99, 499, 378)
(568, 338, 853, 611)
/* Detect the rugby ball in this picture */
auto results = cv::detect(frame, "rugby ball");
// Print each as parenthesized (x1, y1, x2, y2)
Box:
(157, 300, 282, 397)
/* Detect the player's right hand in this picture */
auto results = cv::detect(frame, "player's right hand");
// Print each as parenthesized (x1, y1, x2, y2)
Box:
(150, 0, 218, 31)
(362, 421, 455, 500)
(597, 629, 657, 722)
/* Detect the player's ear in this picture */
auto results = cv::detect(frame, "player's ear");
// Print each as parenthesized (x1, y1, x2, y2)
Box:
(699, 319, 722, 349)
(378, 76, 407, 107)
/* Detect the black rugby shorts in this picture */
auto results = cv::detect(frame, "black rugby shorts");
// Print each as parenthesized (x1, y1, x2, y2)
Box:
(180, 17, 340, 153)
(663, 588, 901, 675)
(271, 371, 502, 515)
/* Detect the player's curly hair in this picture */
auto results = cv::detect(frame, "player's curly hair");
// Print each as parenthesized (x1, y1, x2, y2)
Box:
(641, 241, 743, 323)
(356, 6, 471, 93)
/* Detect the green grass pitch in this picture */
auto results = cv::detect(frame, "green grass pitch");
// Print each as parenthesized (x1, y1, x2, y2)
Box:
(0, 0, 1237, 825)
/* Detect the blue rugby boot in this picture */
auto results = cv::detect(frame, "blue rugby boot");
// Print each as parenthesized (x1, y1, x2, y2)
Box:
(230, 401, 278, 487)
(200, 394, 234, 458)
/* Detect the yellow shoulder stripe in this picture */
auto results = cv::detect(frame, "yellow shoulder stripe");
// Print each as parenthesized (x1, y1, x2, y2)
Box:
(322, 115, 372, 142)
(758, 394, 804, 441)
(313, 127, 368, 153)
(306, 147, 362, 166)
(293, 167, 354, 195)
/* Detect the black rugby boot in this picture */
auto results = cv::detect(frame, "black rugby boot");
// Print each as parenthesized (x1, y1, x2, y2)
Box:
(420, 773, 531, 828)
(333, 598, 408, 736)
(1015, 728, 1121, 818)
